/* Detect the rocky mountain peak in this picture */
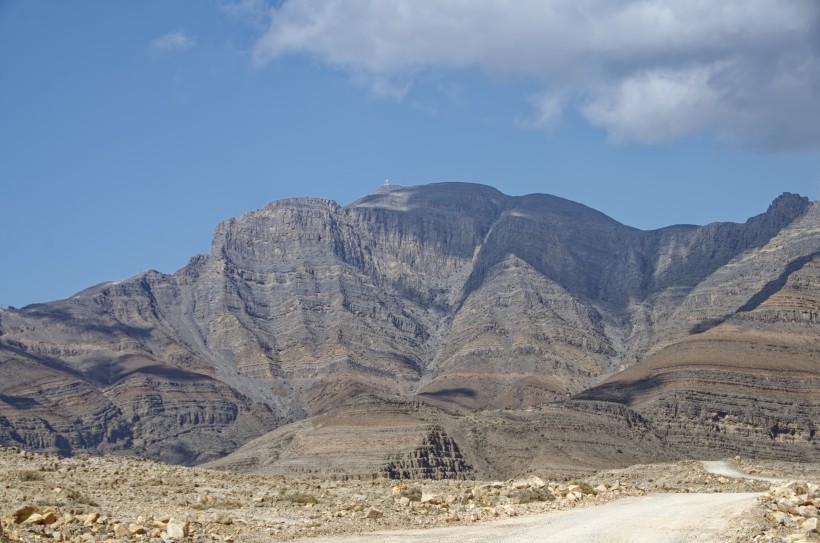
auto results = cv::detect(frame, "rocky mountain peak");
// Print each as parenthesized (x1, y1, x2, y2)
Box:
(1, 183, 817, 474)
(766, 192, 811, 216)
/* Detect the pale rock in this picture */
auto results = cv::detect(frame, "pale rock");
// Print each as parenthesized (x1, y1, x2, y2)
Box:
(798, 516, 818, 533)
(768, 510, 789, 525)
(779, 498, 801, 515)
(774, 486, 796, 499)
(365, 507, 383, 519)
(23, 513, 45, 525)
(13, 506, 38, 524)
(391, 484, 406, 497)
(166, 518, 188, 539)
(528, 476, 546, 488)
(797, 505, 817, 518)
(128, 523, 147, 534)
(421, 492, 445, 505)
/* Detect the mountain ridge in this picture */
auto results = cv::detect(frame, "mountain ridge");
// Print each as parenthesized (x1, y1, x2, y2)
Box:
(1, 182, 817, 475)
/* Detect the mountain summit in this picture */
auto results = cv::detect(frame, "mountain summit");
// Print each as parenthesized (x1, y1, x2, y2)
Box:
(1, 183, 817, 476)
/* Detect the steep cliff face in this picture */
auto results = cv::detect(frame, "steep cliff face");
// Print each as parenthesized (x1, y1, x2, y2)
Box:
(0, 183, 816, 473)
(580, 200, 820, 463)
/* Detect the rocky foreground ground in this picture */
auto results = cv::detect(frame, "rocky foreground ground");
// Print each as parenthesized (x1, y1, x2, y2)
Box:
(0, 447, 818, 543)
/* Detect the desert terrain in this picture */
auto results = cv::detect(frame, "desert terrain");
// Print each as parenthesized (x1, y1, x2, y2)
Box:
(1, 446, 818, 542)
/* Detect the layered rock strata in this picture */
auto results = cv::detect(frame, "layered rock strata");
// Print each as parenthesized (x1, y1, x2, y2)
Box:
(0, 183, 817, 475)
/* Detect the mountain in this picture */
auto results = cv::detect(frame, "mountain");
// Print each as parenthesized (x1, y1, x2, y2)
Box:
(0, 183, 817, 475)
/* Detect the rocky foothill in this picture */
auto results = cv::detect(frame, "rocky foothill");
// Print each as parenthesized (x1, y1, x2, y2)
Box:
(4, 447, 818, 543)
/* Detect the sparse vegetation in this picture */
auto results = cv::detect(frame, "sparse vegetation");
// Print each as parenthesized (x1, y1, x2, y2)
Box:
(18, 470, 44, 482)
(63, 487, 98, 507)
(512, 487, 554, 504)
(286, 492, 318, 505)
(400, 485, 422, 501)
(572, 481, 597, 496)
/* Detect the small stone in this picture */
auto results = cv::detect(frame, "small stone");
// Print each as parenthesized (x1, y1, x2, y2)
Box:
(23, 513, 45, 525)
(421, 492, 445, 505)
(13, 505, 38, 524)
(365, 507, 383, 519)
(391, 484, 406, 497)
(798, 516, 818, 533)
(128, 523, 147, 535)
(166, 518, 189, 539)
(778, 498, 800, 515)
(528, 476, 546, 488)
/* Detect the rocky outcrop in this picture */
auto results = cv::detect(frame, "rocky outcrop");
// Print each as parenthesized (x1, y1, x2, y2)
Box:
(383, 427, 472, 480)
(0, 182, 817, 473)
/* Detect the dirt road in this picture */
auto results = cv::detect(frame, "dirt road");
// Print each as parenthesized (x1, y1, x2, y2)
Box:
(702, 460, 787, 483)
(298, 492, 759, 543)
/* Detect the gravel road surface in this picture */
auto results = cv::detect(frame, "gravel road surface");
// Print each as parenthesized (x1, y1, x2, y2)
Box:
(298, 492, 759, 543)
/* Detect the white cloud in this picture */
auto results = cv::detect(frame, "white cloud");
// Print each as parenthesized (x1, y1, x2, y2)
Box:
(519, 92, 566, 130)
(220, 0, 271, 29)
(150, 30, 196, 53)
(249, 0, 820, 150)
(582, 64, 723, 144)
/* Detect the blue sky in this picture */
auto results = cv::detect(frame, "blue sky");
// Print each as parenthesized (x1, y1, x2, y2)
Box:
(2, 1, 820, 307)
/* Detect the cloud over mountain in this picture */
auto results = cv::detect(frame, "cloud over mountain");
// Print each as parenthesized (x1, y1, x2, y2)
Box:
(251, 0, 820, 150)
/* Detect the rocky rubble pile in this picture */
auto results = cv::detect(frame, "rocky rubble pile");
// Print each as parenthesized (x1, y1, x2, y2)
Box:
(751, 481, 820, 542)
